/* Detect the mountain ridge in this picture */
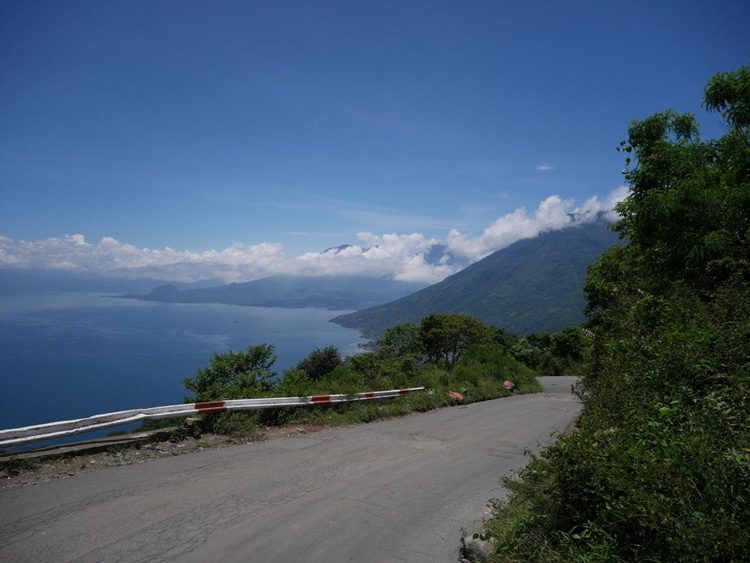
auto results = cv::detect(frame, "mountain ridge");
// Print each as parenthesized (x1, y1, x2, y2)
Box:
(332, 222, 620, 336)
(0, 268, 222, 295)
(127, 274, 428, 310)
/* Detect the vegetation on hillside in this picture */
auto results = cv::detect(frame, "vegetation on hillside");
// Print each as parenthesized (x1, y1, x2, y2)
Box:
(333, 222, 619, 337)
(506, 326, 590, 377)
(479, 67, 750, 561)
(182, 313, 541, 436)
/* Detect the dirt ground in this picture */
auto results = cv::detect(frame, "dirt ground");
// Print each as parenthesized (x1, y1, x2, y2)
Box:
(0, 422, 330, 490)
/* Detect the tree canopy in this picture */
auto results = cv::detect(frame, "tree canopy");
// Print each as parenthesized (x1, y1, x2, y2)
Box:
(183, 344, 277, 402)
(419, 313, 493, 370)
(611, 67, 749, 294)
(484, 66, 750, 562)
(294, 345, 343, 380)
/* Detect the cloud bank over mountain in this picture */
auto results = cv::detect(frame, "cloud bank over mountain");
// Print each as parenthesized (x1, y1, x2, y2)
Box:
(446, 187, 627, 259)
(0, 188, 627, 284)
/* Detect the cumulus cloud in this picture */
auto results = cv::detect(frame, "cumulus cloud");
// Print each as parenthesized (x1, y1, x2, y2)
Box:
(0, 187, 628, 284)
(0, 235, 288, 283)
(0, 231, 455, 284)
(293, 232, 455, 283)
(577, 185, 630, 223)
(445, 186, 629, 260)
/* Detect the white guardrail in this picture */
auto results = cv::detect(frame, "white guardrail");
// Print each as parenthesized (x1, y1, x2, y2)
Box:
(0, 387, 425, 448)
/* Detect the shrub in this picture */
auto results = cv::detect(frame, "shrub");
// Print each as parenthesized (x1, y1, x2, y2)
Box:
(481, 66, 750, 562)
(208, 411, 259, 438)
(179, 318, 542, 436)
(295, 345, 342, 380)
(183, 344, 276, 402)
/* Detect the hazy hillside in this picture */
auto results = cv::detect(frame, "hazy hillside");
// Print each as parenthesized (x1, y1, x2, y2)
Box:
(0, 268, 221, 295)
(130, 275, 428, 310)
(332, 222, 620, 336)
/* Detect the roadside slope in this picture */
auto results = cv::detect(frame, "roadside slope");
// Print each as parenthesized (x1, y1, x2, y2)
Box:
(0, 377, 580, 563)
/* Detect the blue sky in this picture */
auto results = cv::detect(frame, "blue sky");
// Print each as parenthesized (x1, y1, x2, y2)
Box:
(1, 1, 748, 282)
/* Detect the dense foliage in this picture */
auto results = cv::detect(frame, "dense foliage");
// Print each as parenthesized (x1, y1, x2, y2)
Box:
(294, 345, 343, 380)
(419, 314, 494, 369)
(507, 326, 590, 377)
(182, 313, 541, 435)
(183, 343, 276, 401)
(482, 67, 750, 562)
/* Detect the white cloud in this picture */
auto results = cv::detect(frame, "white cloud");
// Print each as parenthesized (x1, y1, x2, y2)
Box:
(0, 187, 628, 284)
(394, 254, 455, 283)
(577, 185, 630, 222)
(292, 232, 452, 283)
(445, 186, 628, 260)
(536, 164, 555, 171)
(0, 235, 289, 283)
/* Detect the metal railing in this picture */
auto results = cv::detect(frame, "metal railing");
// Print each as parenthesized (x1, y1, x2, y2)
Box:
(0, 387, 425, 448)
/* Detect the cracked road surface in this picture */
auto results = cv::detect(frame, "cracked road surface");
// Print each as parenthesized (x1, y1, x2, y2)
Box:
(0, 377, 580, 562)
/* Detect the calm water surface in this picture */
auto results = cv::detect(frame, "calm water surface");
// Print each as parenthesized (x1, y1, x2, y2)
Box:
(0, 293, 364, 431)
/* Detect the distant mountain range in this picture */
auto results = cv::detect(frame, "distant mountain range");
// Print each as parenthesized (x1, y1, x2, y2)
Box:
(1, 223, 620, 335)
(128, 275, 428, 310)
(332, 222, 621, 336)
(0, 268, 222, 295)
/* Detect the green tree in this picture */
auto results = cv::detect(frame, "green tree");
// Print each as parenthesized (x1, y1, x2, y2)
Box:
(347, 325, 420, 388)
(704, 66, 750, 128)
(492, 327, 520, 353)
(419, 314, 493, 370)
(183, 344, 277, 401)
(578, 68, 750, 558)
(509, 327, 588, 375)
(377, 322, 423, 358)
(483, 66, 750, 562)
(295, 345, 342, 380)
(613, 67, 749, 292)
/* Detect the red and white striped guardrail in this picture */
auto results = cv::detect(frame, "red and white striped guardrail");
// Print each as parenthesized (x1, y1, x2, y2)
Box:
(0, 387, 425, 448)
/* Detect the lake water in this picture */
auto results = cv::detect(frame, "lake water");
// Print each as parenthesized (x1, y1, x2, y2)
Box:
(0, 293, 365, 433)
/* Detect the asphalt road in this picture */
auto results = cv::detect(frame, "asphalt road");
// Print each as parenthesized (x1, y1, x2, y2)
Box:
(0, 376, 580, 562)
